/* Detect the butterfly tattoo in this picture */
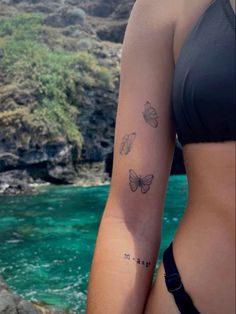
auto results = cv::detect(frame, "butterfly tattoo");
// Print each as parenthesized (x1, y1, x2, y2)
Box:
(120, 132, 136, 155)
(129, 169, 154, 193)
(143, 101, 159, 128)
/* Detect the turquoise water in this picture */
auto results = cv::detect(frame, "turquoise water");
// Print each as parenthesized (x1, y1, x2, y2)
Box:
(0, 175, 188, 313)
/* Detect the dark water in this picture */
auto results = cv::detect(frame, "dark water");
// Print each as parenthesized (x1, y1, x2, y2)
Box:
(0, 175, 188, 313)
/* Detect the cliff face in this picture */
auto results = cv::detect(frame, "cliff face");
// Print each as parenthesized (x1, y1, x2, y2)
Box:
(0, 0, 184, 194)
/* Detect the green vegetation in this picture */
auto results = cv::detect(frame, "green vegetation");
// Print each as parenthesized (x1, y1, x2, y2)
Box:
(0, 13, 114, 148)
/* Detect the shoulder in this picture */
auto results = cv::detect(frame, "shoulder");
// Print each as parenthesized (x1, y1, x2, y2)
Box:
(122, 0, 180, 60)
(129, 0, 179, 29)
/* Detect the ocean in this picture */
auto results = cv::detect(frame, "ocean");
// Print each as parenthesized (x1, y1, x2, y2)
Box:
(0, 174, 188, 313)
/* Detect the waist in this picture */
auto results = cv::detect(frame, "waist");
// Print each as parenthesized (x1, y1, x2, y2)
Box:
(183, 140, 235, 215)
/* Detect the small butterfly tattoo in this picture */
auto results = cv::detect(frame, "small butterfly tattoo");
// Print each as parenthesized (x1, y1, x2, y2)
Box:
(143, 101, 158, 128)
(119, 132, 136, 155)
(129, 169, 154, 193)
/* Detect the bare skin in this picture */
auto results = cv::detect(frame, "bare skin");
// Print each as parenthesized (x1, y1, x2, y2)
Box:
(86, 0, 235, 313)
(144, 0, 236, 313)
(144, 142, 236, 314)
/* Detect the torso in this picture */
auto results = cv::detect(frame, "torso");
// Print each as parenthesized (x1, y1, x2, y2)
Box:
(144, 0, 236, 313)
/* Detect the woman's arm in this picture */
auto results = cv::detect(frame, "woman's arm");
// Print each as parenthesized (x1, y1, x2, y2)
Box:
(86, 0, 177, 312)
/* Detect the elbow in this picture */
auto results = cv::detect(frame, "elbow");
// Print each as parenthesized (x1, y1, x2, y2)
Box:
(102, 196, 163, 247)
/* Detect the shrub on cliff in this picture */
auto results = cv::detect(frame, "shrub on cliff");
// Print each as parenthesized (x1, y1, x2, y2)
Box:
(45, 7, 87, 28)
(0, 12, 114, 149)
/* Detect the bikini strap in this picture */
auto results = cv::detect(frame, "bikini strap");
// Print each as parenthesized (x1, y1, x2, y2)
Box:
(163, 242, 200, 314)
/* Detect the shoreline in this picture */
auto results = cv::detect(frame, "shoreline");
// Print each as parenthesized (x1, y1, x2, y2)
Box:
(0, 177, 111, 196)
(0, 275, 70, 314)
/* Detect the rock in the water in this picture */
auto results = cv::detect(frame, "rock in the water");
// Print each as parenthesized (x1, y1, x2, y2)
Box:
(0, 276, 70, 314)
(0, 170, 37, 195)
(17, 300, 41, 314)
(0, 290, 18, 314)
(0, 275, 9, 291)
(0, 276, 21, 314)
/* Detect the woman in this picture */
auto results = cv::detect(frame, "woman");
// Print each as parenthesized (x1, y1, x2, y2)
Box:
(86, 0, 235, 313)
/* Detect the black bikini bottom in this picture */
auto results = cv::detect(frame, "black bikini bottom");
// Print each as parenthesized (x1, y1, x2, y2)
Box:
(163, 241, 200, 314)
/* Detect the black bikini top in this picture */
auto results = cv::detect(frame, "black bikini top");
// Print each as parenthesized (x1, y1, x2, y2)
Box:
(171, 0, 236, 147)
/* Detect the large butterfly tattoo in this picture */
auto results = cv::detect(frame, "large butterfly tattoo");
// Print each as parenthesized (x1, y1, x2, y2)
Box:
(129, 169, 154, 193)
(143, 101, 159, 128)
(120, 132, 136, 155)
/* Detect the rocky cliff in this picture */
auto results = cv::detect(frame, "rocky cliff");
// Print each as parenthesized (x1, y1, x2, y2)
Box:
(0, 0, 184, 194)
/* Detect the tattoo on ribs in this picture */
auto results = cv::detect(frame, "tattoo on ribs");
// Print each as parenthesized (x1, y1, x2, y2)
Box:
(143, 101, 159, 128)
(123, 253, 151, 268)
(129, 169, 154, 193)
(119, 132, 136, 155)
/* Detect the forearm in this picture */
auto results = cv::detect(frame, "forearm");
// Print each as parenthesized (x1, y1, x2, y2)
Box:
(86, 213, 162, 314)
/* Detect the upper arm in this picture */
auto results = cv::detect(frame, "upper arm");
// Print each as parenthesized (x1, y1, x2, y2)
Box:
(104, 0, 177, 240)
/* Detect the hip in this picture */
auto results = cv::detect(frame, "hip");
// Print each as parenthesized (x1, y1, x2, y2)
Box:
(144, 204, 235, 314)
